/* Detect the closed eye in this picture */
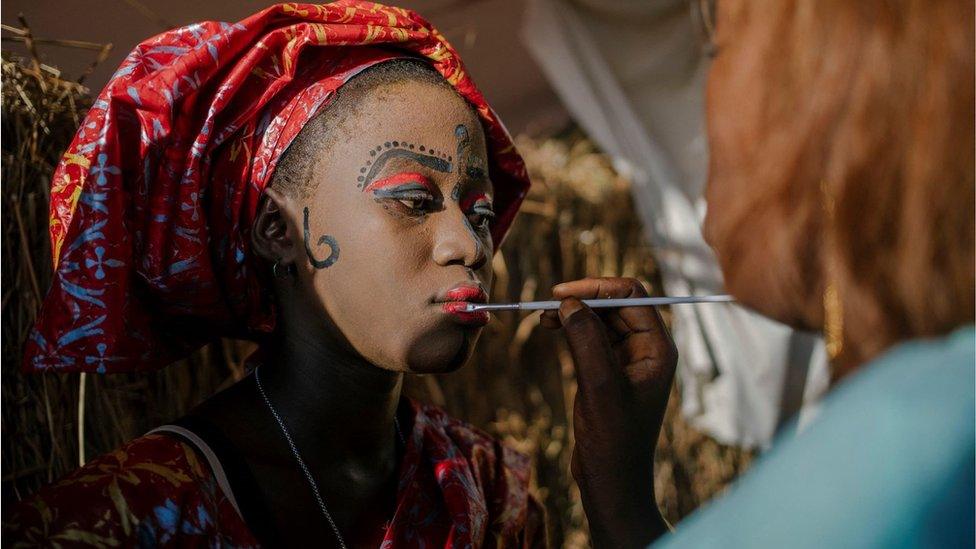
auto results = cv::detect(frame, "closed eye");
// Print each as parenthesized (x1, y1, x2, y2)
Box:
(467, 199, 495, 230)
(393, 192, 437, 212)
(366, 172, 442, 216)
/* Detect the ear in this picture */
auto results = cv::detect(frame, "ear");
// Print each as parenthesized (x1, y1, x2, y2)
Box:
(252, 187, 300, 267)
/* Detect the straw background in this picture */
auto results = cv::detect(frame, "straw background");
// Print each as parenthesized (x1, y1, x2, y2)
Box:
(1, 54, 754, 547)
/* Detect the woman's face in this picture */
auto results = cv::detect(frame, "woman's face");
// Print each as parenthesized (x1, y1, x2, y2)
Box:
(274, 79, 495, 373)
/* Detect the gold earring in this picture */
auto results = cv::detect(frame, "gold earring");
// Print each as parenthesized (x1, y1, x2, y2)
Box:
(821, 180, 843, 360)
(823, 280, 844, 360)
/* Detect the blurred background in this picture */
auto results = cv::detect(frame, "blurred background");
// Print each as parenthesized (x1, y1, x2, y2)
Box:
(2, 0, 826, 545)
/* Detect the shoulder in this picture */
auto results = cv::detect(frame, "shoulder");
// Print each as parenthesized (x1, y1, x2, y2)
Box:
(818, 326, 975, 459)
(412, 401, 548, 545)
(658, 328, 975, 548)
(6, 432, 256, 547)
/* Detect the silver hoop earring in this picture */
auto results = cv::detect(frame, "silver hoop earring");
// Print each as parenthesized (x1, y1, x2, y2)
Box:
(272, 261, 294, 278)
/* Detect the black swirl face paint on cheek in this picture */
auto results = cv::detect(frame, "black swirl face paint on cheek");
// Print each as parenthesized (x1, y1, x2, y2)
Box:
(303, 206, 340, 269)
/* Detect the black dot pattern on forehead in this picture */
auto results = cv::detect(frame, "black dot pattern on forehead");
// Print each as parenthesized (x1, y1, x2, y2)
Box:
(358, 142, 451, 188)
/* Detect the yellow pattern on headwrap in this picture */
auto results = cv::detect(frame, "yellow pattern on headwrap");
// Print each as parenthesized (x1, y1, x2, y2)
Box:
(310, 23, 328, 43)
(428, 43, 452, 63)
(364, 24, 383, 43)
(282, 4, 309, 17)
(338, 7, 357, 23)
(390, 28, 409, 42)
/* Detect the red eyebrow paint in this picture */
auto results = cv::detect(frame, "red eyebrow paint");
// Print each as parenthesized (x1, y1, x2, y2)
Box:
(459, 191, 491, 211)
(363, 172, 433, 193)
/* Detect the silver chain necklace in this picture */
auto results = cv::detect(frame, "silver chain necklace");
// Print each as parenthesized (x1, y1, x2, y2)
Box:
(254, 367, 406, 549)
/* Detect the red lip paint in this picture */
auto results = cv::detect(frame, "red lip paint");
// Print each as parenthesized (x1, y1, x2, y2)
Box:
(439, 285, 489, 326)
(445, 286, 487, 302)
(441, 301, 490, 326)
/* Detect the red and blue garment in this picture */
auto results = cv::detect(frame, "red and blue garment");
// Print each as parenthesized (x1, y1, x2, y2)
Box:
(8, 399, 546, 547)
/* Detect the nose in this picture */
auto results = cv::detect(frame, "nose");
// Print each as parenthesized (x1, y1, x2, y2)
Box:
(431, 208, 488, 271)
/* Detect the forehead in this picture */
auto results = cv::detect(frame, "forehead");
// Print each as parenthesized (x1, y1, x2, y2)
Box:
(337, 79, 485, 154)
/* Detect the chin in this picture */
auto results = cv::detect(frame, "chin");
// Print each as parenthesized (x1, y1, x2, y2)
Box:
(403, 327, 479, 374)
(721, 258, 820, 332)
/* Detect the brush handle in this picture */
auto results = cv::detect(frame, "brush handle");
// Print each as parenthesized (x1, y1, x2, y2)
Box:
(466, 295, 735, 312)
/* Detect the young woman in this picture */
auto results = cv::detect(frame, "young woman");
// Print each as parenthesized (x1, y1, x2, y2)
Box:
(10, 2, 545, 547)
(543, 0, 974, 547)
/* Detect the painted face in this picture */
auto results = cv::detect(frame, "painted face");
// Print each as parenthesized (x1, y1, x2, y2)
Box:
(285, 79, 495, 373)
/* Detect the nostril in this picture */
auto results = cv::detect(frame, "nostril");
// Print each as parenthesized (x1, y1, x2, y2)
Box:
(469, 253, 487, 272)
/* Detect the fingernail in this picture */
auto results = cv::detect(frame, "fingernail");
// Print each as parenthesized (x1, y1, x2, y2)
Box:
(558, 297, 585, 323)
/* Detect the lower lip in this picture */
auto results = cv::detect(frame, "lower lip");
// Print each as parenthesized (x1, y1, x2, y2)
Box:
(441, 302, 490, 326)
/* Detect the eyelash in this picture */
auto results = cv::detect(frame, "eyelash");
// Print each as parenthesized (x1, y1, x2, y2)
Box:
(468, 204, 495, 230)
(377, 189, 495, 230)
(382, 190, 436, 215)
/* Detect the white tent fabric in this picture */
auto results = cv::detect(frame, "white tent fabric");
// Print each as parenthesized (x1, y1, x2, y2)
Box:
(521, 0, 829, 448)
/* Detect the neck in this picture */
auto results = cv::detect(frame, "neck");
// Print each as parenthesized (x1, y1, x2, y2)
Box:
(256, 298, 404, 463)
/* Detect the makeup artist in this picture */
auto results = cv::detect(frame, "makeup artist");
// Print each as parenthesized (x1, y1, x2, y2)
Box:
(10, 2, 547, 546)
(543, 0, 974, 547)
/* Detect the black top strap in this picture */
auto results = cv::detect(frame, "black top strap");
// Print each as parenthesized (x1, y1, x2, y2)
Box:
(151, 415, 279, 545)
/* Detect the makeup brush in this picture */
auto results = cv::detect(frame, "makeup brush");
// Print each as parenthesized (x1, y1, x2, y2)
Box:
(463, 295, 735, 312)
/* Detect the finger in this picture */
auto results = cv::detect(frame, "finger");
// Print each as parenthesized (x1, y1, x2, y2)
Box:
(619, 330, 678, 388)
(544, 279, 637, 328)
(540, 310, 561, 329)
(606, 287, 667, 341)
(566, 278, 661, 346)
(560, 299, 626, 419)
(617, 308, 678, 416)
(557, 296, 587, 325)
(552, 277, 642, 301)
(552, 278, 649, 325)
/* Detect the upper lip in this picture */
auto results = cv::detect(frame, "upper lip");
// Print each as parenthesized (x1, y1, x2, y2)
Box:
(434, 283, 488, 304)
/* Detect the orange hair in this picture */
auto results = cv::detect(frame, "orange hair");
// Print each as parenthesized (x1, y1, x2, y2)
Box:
(714, 0, 974, 367)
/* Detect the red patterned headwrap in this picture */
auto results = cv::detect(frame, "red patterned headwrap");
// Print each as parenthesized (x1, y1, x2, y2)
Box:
(24, 1, 530, 374)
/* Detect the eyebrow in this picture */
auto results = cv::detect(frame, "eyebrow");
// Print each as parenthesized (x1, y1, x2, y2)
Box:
(466, 165, 488, 181)
(362, 148, 452, 190)
(363, 172, 435, 194)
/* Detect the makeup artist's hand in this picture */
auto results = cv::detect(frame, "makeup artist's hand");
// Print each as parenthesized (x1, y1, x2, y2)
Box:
(540, 277, 677, 549)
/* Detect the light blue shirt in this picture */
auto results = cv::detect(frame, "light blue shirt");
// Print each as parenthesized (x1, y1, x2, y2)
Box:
(656, 326, 975, 548)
